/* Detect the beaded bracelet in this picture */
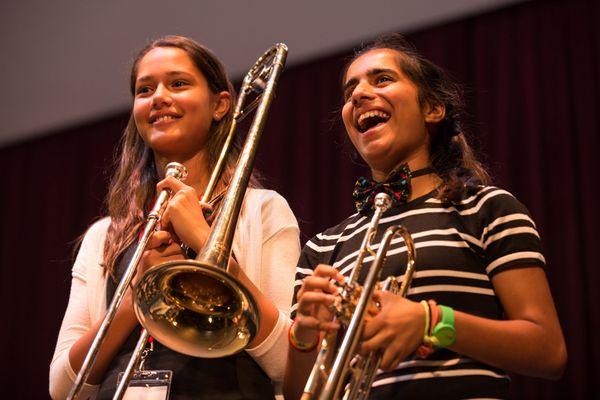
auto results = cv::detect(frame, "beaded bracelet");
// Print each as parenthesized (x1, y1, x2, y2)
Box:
(288, 318, 320, 353)
(416, 301, 434, 359)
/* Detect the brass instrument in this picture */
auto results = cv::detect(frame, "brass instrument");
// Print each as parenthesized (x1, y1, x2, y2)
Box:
(71, 43, 287, 400)
(302, 192, 417, 400)
(68, 162, 188, 400)
(131, 44, 288, 358)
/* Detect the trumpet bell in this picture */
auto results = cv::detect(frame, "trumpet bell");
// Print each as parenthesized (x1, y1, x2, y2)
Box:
(133, 260, 259, 358)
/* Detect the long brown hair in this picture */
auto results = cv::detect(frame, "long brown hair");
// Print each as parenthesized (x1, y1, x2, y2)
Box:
(103, 36, 250, 278)
(345, 34, 491, 203)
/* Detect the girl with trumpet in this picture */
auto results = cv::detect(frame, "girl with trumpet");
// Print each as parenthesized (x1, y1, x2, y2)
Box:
(284, 34, 566, 399)
(50, 36, 300, 399)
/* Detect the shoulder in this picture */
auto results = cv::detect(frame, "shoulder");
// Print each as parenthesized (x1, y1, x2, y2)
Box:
(72, 217, 111, 280)
(86, 216, 111, 238)
(237, 189, 299, 246)
(79, 217, 111, 252)
(427, 186, 533, 219)
(245, 188, 298, 226)
(245, 188, 291, 209)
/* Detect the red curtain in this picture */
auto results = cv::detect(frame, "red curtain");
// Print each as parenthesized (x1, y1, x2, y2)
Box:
(1, 0, 597, 398)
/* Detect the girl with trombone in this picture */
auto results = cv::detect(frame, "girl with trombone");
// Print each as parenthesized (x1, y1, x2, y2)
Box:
(50, 36, 300, 399)
(284, 34, 566, 399)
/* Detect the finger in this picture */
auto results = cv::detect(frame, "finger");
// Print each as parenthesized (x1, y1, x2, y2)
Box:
(295, 314, 340, 332)
(372, 290, 395, 305)
(155, 242, 185, 257)
(198, 201, 214, 213)
(142, 246, 185, 270)
(361, 314, 386, 341)
(359, 331, 387, 355)
(314, 264, 346, 284)
(366, 300, 380, 317)
(297, 292, 337, 312)
(147, 230, 174, 249)
(157, 175, 187, 194)
(160, 207, 171, 231)
(379, 345, 401, 371)
(301, 275, 340, 295)
(386, 342, 410, 372)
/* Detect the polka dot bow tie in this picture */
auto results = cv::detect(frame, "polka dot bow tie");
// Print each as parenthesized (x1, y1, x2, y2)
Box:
(352, 165, 433, 214)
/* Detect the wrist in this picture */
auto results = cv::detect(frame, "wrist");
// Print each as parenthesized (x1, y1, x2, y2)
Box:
(426, 304, 456, 349)
(191, 229, 208, 253)
(417, 300, 433, 358)
(288, 318, 320, 352)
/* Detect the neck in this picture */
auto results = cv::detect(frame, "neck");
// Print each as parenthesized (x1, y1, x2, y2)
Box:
(409, 172, 441, 201)
(153, 150, 212, 196)
(372, 159, 441, 201)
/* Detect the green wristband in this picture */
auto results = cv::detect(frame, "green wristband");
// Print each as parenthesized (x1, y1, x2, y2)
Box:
(431, 305, 456, 348)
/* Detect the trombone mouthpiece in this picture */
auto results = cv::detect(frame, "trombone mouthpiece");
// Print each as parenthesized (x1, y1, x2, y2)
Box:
(165, 162, 188, 181)
(374, 192, 392, 212)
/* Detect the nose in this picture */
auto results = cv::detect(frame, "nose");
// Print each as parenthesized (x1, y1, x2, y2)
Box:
(152, 84, 172, 108)
(351, 81, 375, 107)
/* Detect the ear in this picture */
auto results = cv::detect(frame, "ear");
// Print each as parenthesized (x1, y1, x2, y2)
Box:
(213, 91, 231, 121)
(424, 102, 445, 124)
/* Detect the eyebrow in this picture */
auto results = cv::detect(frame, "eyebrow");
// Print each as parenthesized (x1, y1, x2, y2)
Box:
(343, 68, 398, 91)
(136, 70, 193, 84)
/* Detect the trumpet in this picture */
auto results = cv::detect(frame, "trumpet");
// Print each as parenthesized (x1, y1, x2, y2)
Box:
(302, 192, 417, 400)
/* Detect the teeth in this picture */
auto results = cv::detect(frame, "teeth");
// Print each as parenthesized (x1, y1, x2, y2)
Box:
(357, 110, 390, 124)
(154, 115, 176, 123)
(357, 110, 390, 129)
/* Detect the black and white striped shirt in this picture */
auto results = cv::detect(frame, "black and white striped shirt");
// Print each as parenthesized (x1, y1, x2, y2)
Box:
(291, 186, 545, 399)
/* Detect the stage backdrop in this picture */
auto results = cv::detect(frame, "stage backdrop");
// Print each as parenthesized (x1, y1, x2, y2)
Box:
(0, 0, 597, 398)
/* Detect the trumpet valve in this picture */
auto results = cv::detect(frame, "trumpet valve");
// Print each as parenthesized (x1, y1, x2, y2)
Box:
(337, 284, 362, 326)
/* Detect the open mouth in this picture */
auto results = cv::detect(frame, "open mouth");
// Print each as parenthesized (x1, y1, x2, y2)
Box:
(356, 110, 390, 133)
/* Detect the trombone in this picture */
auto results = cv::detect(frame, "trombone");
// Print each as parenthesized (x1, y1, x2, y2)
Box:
(302, 193, 417, 400)
(68, 43, 288, 400)
(68, 162, 187, 400)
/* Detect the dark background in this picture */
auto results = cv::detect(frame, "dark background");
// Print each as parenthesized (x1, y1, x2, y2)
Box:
(0, 0, 598, 398)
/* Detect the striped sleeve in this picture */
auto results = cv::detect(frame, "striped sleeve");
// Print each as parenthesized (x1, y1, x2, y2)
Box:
(478, 189, 545, 276)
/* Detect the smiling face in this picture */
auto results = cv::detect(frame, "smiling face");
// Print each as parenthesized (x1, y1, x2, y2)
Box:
(133, 46, 229, 162)
(342, 49, 441, 180)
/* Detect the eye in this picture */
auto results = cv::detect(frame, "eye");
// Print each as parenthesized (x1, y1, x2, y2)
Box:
(135, 86, 153, 96)
(172, 80, 189, 88)
(343, 85, 356, 102)
(375, 75, 392, 85)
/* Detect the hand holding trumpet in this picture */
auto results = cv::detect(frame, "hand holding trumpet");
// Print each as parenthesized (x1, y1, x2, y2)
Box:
(294, 265, 345, 340)
(295, 267, 425, 371)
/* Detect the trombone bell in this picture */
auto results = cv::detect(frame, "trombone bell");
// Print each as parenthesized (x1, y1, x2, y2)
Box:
(134, 260, 258, 358)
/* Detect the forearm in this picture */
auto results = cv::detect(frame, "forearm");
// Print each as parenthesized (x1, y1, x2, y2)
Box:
(68, 291, 139, 384)
(228, 259, 279, 348)
(450, 310, 566, 379)
(283, 334, 320, 400)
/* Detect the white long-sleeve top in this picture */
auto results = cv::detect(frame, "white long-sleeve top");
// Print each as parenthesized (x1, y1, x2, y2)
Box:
(49, 188, 300, 399)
